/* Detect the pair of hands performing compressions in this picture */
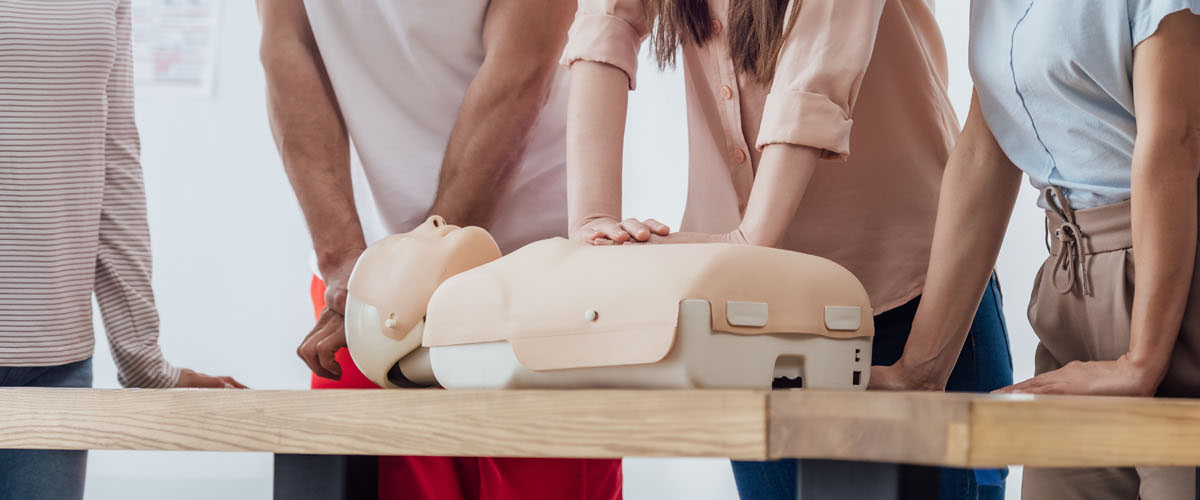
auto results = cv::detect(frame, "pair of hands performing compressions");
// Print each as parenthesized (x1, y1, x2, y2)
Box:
(574, 217, 748, 246)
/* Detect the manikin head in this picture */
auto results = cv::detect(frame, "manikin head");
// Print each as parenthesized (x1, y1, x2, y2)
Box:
(344, 216, 501, 388)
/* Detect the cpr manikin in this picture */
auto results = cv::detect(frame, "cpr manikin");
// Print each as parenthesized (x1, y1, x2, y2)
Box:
(347, 221, 874, 390)
(344, 216, 501, 388)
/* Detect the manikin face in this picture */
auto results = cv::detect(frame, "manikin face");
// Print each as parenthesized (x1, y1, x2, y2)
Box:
(343, 216, 501, 388)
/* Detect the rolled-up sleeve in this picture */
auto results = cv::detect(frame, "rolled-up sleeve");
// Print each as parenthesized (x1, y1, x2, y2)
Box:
(756, 0, 887, 160)
(559, 0, 650, 90)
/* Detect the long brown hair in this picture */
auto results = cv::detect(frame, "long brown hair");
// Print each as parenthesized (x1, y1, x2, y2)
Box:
(644, 0, 803, 83)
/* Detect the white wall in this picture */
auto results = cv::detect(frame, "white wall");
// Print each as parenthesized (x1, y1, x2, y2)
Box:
(85, 2, 1044, 499)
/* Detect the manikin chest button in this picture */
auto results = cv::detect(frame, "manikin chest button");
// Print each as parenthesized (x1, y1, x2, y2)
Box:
(824, 306, 862, 331)
(726, 301, 768, 327)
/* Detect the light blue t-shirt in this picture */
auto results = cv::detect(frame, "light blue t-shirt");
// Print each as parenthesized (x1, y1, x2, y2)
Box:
(969, 0, 1200, 209)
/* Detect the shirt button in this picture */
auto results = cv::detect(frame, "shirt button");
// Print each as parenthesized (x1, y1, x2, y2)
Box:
(711, 18, 723, 35)
(719, 85, 734, 101)
(732, 148, 747, 164)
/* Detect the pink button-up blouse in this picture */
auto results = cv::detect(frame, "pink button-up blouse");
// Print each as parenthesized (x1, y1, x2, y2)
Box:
(562, 0, 958, 313)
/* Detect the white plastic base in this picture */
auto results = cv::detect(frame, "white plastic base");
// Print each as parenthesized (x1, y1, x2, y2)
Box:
(412, 299, 872, 390)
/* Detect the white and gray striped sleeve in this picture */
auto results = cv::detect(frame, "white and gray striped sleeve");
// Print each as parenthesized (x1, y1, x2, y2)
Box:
(93, 0, 179, 388)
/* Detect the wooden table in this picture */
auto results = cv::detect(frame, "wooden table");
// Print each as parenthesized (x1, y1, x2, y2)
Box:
(3, 388, 1200, 499)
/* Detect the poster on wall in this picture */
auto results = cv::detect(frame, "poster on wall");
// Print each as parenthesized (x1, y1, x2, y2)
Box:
(132, 0, 222, 97)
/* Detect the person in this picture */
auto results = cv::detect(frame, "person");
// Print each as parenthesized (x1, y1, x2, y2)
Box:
(0, 1, 246, 499)
(256, 1, 622, 499)
(870, 1, 1200, 498)
(560, 0, 1011, 499)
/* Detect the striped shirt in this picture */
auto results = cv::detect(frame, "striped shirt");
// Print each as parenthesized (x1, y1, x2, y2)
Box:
(0, 0, 178, 387)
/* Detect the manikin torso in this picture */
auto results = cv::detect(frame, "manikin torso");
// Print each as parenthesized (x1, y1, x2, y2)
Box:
(345, 220, 875, 390)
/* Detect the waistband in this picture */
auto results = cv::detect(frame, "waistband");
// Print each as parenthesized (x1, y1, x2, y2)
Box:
(1043, 186, 1131, 296)
(1045, 200, 1132, 256)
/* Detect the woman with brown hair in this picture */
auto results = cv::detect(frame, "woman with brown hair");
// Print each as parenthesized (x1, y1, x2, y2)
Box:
(560, 1, 1011, 499)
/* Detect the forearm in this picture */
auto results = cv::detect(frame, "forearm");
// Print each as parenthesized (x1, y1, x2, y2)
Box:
(1126, 141, 1200, 385)
(900, 102, 1022, 386)
(737, 145, 820, 247)
(566, 61, 629, 235)
(1124, 9, 1200, 388)
(259, 6, 363, 272)
(429, 63, 557, 228)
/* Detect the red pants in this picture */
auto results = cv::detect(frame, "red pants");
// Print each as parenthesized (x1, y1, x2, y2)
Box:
(309, 277, 623, 500)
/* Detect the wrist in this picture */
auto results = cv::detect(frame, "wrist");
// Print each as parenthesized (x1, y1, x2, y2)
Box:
(894, 354, 950, 391)
(1120, 352, 1169, 392)
(316, 246, 365, 275)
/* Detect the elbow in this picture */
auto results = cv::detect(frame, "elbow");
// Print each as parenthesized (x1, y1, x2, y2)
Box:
(1187, 122, 1200, 167)
(483, 51, 563, 109)
(1136, 120, 1200, 179)
(1176, 115, 1200, 168)
(516, 61, 562, 108)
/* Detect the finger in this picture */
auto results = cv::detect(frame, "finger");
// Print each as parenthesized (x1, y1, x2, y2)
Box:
(296, 334, 316, 370)
(643, 218, 671, 236)
(297, 310, 339, 374)
(300, 324, 339, 380)
(298, 310, 337, 349)
(1021, 384, 1060, 395)
(620, 218, 653, 241)
(595, 221, 631, 243)
(298, 311, 336, 342)
(999, 375, 1048, 394)
(644, 233, 671, 244)
(221, 377, 249, 389)
(994, 381, 1030, 394)
(316, 327, 347, 379)
(1010, 376, 1065, 395)
(579, 228, 603, 242)
(589, 236, 616, 246)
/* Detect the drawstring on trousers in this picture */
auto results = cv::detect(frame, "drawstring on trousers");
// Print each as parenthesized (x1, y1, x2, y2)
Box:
(1045, 186, 1092, 296)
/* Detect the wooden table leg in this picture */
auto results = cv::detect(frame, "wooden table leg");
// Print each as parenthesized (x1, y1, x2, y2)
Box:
(795, 460, 900, 500)
(274, 454, 377, 500)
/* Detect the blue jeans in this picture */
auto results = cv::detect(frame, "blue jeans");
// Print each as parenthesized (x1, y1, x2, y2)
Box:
(731, 276, 1013, 500)
(0, 358, 93, 500)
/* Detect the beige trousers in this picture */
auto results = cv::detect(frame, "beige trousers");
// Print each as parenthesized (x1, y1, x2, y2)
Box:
(1022, 187, 1200, 500)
